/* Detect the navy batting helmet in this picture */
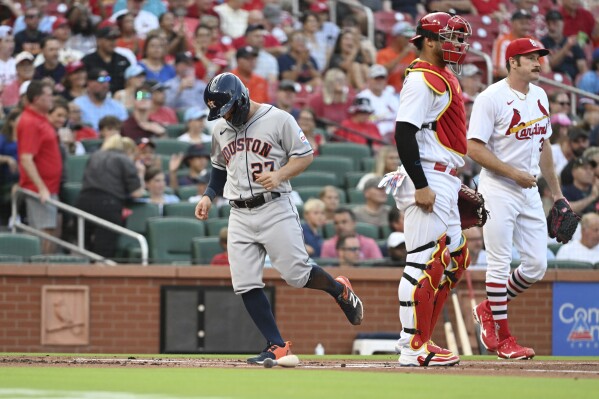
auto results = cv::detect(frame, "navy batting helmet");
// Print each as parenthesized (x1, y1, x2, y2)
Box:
(204, 73, 250, 127)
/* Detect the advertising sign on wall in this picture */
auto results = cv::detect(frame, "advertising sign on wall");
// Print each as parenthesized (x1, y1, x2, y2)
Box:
(552, 282, 599, 356)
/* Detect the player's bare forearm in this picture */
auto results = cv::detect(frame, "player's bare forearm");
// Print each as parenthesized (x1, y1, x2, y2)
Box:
(467, 138, 536, 188)
(539, 142, 564, 201)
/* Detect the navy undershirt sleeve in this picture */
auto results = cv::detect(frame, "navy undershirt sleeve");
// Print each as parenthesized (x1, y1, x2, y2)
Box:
(203, 167, 227, 201)
(394, 121, 428, 189)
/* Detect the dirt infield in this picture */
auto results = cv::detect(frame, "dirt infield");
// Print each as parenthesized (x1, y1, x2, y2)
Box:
(2, 356, 598, 379)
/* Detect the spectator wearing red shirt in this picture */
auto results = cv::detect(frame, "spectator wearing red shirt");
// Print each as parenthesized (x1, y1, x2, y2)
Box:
(336, 97, 383, 148)
(210, 226, 230, 266)
(560, 0, 598, 46)
(186, 0, 220, 21)
(231, 46, 270, 103)
(2, 51, 34, 109)
(17, 80, 62, 253)
(147, 81, 178, 126)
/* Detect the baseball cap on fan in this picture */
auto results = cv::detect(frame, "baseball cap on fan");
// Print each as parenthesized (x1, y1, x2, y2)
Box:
(391, 21, 416, 37)
(387, 232, 406, 249)
(369, 64, 388, 79)
(15, 51, 34, 66)
(505, 38, 549, 62)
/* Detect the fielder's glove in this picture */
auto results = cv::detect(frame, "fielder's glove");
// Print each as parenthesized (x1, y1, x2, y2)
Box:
(458, 184, 489, 229)
(547, 198, 580, 244)
(378, 167, 406, 196)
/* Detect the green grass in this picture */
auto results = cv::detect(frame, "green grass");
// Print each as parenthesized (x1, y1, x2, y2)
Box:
(1, 367, 598, 399)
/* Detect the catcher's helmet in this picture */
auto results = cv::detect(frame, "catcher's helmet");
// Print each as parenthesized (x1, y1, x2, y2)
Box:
(410, 12, 471, 73)
(204, 72, 250, 127)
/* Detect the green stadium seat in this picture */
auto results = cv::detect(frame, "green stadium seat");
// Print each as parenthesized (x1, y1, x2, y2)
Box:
(205, 218, 229, 236)
(548, 243, 563, 256)
(291, 171, 337, 188)
(153, 139, 191, 156)
(319, 143, 372, 170)
(0, 233, 41, 259)
(192, 237, 222, 265)
(347, 188, 365, 204)
(0, 254, 24, 263)
(164, 202, 217, 218)
(296, 186, 347, 203)
(312, 257, 340, 266)
(80, 138, 103, 153)
(345, 171, 367, 189)
(65, 155, 90, 183)
(362, 157, 375, 172)
(165, 123, 187, 138)
(30, 254, 90, 264)
(116, 203, 160, 262)
(177, 186, 200, 201)
(323, 222, 335, 239)
(61, 182, 82, 206)
(219, 205, 232, 218)
(356, 222, 379, 240)
(305, 156, 354, 186)
(380, 225, 391, 240)
(147, 217, 206, 264)
(547, 260, 594, 269)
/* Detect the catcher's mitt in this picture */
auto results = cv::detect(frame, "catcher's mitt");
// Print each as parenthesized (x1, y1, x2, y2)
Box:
(458, 184, 489, 229)
(547, 198, 580, 244)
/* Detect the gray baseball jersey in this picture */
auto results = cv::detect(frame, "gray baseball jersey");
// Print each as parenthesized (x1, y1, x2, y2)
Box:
(211, 104, 313, 200)
(209, 104, 314, 294)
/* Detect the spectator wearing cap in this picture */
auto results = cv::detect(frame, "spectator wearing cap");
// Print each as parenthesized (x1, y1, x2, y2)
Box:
(0, 26, 16, 86)
(214, 0, 249, 39)
(136, 137, 162, 170)
(77, 134, 145, 259)
(375, 21, 417, 94)
(164, 51, 207, 112)
(14, 7, 47, 56)
(158, 11, 189, 57)
(278, 30, 322, 88)
(169, 143, 210, 190)
(74, 68, 128, 131)
(336, 97, 383, 148)
(12, 0, 56, 35)
(239, 9, 286, 55)
(386, 232, 407, 265)
(272, 80, 300, 120)
(33, 37, 66, 88)
(234, 24, 279, 83)
(327, 28, 369, 91)
(110, 0, 160, 40)
(310, 1, 340, 59)
(560, 127, 591, 185)
(178, 107, 210, 144)
(114, 64, 147, 110)
(59, 61, 87, 102)
(121, 87, 166, 142)
(2, 52, 34, 108)
(147, 81, 178, 126)
(321, 208, 383, 260)
(561, 156, 599, 215)
(576, 50, 599, 112)
(358, 64, 400, 141)
(492, 10, 549, 78)
(81, 24, 131, 93)
(458, 64, 484, 100)
(138, 33, 176, 84)
(34, 17, 84, 69)
(541, 9, 587, 82)
(231, 45, 270, 104)
(353, 177, 392, 228)
(559, 0, 598, 46)
(115, 12, 145, 60)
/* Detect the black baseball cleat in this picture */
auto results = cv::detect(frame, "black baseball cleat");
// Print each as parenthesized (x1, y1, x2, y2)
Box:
(335, 276, 363, 325)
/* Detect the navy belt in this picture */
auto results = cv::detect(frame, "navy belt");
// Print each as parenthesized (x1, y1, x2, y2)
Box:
(230, 192, 281, 209)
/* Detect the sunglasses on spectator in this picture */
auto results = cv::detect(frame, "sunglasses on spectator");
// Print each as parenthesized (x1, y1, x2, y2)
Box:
(557, 101, 570, 106)
(25, 14, 39, 18)
(96, 75, 111, 83)
(135, 91, 152, 100)
(590, 160, 598, 168)
(341, 247, 360, 252)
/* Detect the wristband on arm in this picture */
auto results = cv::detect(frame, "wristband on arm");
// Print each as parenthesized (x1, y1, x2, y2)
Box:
(394, 121, 428, 189)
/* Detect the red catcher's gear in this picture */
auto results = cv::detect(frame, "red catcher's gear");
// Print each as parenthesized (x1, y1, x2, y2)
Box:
(406, 61, 468, 155)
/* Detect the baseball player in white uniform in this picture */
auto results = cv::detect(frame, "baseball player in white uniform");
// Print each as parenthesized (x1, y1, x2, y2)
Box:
(468, 38, 565, 359)
(379, 12, 472, 367)
(195, 73, 363, 364)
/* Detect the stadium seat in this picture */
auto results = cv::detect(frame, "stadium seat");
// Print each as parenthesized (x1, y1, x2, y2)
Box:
(373, 10, 413, 35)
(30, 254, 90, 264)
(80, 138, 103, 153)
(61, 182, 82, 206)
(548, 243, 563, 256)
(347, 188, 365, 204)
(291, 171, 337, 188)
(305, 156, 355, 186)
(0, 254, 24, 263)
(312, 257, 340, 266)
(165, 123, 187, 138)
(0, 233, 41, 259)
(164, 202, 217, 218)
(345, 171, 367, 189)
(116, 203, 160, 261)
(547, 260, 594, 269)
(322, 220, 379, 239)
(219, 205, 232, 218)
(296, 186, 347, 203)
(178, 186, 199, 201)
(205, 218, 229, 236)
(192, 237, 222, 265)
(362, 157, 375, 172)
(319, 143, 372, 170)
(153, 139, 191, 156)
(65, 155, 90, 183)
(147, 217, 206, 263)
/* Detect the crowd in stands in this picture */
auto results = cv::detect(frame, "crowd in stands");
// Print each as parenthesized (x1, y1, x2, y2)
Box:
(0, 0, 598, 266)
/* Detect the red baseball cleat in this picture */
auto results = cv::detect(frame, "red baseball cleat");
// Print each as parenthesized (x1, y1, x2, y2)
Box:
(496, 336, 535, 360)
(473, 300, 499, 352)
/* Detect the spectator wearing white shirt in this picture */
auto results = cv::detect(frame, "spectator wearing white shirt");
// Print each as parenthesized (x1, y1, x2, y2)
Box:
(0, 26, 16, 86)
(556, 213, 599, 263)
(357, 64, 400, 142)
(110, 0, 159, 40)
(214, 0, 249, 40)
(178, 107, 210, 144)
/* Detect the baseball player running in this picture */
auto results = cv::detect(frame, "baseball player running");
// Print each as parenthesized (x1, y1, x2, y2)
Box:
(468, 38, 564, 359)
(380, 12, 472, 367)
(195, 73, 363, 364)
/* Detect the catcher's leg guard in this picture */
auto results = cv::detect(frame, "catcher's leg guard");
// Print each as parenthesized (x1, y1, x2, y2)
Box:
(401, 234, 451, 350)
(430, 234, 470, 331)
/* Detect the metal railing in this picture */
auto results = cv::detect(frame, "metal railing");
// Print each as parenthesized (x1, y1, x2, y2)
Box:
(467, 48, 493, 87)
(11, 187, 149, 266)
(330, 0, 375, 44)
(537, 76, 599, 116)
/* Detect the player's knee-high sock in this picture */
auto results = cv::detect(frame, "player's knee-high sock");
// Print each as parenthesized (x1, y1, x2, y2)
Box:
(241, 288, 285, 347)
(486, 282, 511, 341)
(506, 267, 533, 301)
(303, 265, 344, 298)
